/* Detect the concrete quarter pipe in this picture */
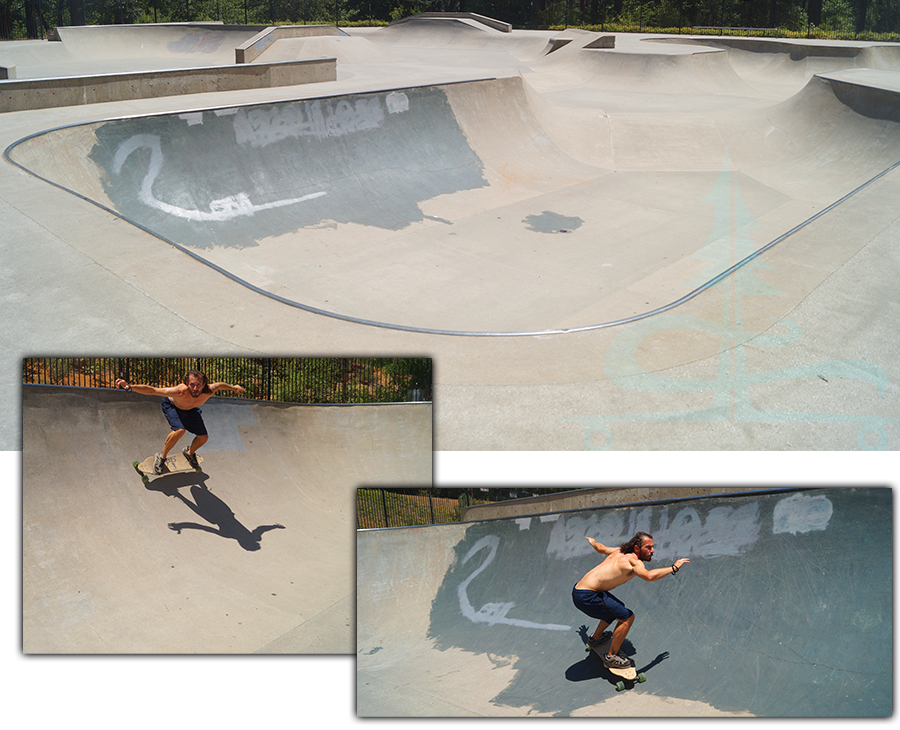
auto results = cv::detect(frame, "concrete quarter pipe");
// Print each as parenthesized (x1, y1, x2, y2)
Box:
(357, 488, 891, 716)
(22, 385, 432, 654)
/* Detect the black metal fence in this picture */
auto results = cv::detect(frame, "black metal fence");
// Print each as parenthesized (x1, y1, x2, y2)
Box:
(23, 357, 432, 403)
(357, 487, 566, 528)
(3, 0, 898, 40)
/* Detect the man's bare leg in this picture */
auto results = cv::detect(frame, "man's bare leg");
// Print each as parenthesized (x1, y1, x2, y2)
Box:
(162, 429, 186, 458)
(186, 434, 208, 455)
(609, 613, 635, 656)
(181, 434, 208, 469)
(591, 620, 610, 643)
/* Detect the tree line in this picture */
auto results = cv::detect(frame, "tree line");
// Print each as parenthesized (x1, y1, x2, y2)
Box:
(23, 357, 433, 404)
(3, 0, 898, 40)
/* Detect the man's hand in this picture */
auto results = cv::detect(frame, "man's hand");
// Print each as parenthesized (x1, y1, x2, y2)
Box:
(674, 558, 690, 571)
(115, 378, 131, 391)
(585, 536, 614, 555)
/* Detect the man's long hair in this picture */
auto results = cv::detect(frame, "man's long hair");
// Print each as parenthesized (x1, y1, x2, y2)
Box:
(620, 531, 652, 554)
(183, 369, 212, 393)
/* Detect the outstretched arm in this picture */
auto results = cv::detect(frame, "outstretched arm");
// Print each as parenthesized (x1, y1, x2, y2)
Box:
(633, 557, 690, 582)
(209, 382, 246, 395)
(585, 537, 618, 556)
(115, 379, 183, 397)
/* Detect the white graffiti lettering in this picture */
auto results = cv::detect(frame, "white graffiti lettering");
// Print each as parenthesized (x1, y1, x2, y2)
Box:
(386, 91, 409, 114)
(656, 502, 760, 558)
(773, 493, 833, 534)
(549, 502, 762, 561)
(232, 95, 391, 149)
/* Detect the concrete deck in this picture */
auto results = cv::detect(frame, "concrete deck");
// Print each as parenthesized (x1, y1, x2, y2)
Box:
(22, 384, 431, 653)
(357, 487, 892, 716)
(3, 21, 900, 450)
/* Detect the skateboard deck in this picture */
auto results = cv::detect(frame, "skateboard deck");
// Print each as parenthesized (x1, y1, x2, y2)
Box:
(586, 632, 647, 691)
(133, 452, 203, 482)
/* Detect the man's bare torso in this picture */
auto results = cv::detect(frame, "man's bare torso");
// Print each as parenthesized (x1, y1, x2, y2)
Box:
(575, 549, 640, 592)
(166, 384, 215, 410)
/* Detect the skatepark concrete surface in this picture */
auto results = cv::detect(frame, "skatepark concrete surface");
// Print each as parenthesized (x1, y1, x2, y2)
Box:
(22, 384, 431, 653)
(3, 19, 900, 449)
(357, 487, 892, 717)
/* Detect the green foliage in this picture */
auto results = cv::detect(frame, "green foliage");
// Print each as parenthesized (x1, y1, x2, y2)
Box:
(23, 357, 431, 404)
(2, 1, 898, 59)
(817, 0, 854, 33)
(357, 487, 586, 528)
(357, 488, 461, 528)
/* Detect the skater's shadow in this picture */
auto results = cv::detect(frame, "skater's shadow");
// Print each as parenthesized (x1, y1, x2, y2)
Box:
(146, 474, 284, 551)
(566, 625, 666, 683)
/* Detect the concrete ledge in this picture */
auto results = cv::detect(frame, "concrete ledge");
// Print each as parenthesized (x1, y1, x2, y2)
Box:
(0, 66, 15, 79)
(236, 24, 341, 64)
(0, 58, 336, 112)
(688, 35, 860, 58)
(584, 35, 616, 49)
(460, 487, 791, 521)
(47, 21, 269, 43)
(391, 12, 512, 33)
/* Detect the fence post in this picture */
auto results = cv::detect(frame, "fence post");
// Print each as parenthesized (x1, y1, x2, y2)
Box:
(380, 488, 388, 528)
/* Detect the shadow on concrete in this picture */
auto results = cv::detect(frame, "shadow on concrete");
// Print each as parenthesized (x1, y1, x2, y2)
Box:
(567, 625, 669, 688)
(146, 471, 285, 551)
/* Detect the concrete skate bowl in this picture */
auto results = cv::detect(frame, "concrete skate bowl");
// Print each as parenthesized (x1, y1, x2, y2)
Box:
(22, 385, 432, 654)
(533, 40, 756, 97)
(648, 36, 900, 93)
(4, 23, 267, 77)
(6, 51, 900, 335)
(357, 488, 891, 716)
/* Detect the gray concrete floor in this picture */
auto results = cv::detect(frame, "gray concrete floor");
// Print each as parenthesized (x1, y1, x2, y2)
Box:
(22, 385, 430, 654)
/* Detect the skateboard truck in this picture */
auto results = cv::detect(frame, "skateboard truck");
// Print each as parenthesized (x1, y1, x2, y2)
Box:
(585, 633, 648, 692)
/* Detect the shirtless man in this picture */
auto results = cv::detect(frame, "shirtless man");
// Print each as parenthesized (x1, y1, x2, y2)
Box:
(573, 531, 689, 668)
(115, 370, 245, 474)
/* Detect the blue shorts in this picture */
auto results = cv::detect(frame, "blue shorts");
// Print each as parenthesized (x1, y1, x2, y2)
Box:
(572, 586, 633, 623)
(161, 398, 207, 437)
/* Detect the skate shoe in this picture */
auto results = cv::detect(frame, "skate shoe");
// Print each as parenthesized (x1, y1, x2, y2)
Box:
(603, 652, 631, 669)
(182, 448, 199, 469)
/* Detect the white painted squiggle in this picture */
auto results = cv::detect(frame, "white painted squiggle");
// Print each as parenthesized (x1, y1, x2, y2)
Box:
(457, 535, 570, 631)
(112, 134, 326, 221)
(773, 493, 833, 534)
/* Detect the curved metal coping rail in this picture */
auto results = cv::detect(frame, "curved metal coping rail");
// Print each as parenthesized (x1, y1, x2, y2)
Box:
(6, 96, 900, 337)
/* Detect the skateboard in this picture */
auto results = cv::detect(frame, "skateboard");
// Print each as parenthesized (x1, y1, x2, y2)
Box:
(586, 632, 647, 692)
(133, 452, 203, 482)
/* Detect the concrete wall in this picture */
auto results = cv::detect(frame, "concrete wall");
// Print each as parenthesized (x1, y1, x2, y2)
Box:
(393, 13, 512, 33)
(460, 486, 779, 521)
(361, 488, 891, 716)
(235, 25, 340, 63)
(0, 58, 336, 113)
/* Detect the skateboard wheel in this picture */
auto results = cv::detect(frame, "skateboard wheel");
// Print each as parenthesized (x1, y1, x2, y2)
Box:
(615, 681, 625, 692)
(638, 673, 647, 683)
